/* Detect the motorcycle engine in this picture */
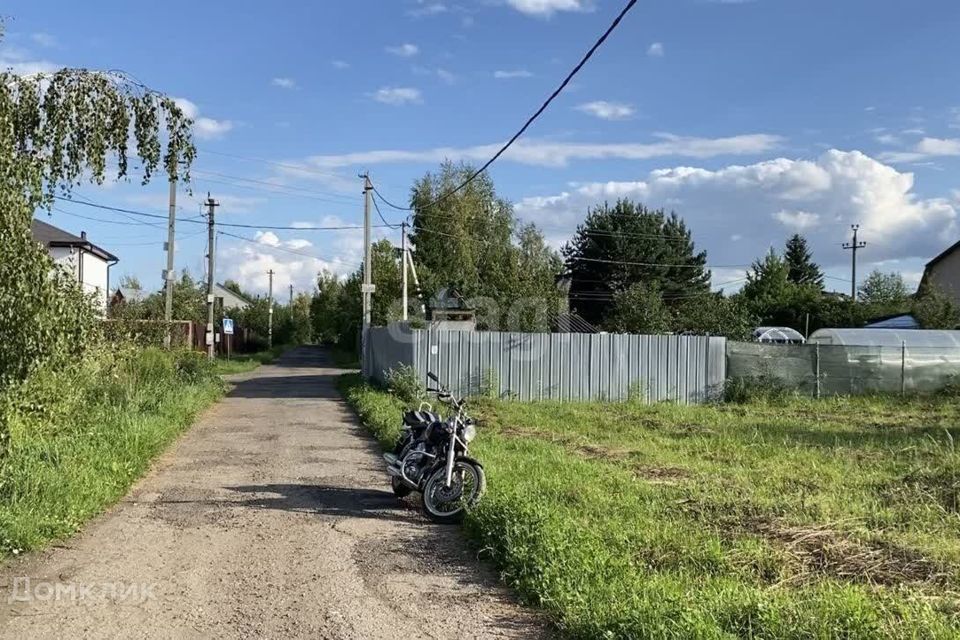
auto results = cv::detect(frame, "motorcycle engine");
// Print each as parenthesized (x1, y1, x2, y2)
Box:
(402, 445, 429, 484)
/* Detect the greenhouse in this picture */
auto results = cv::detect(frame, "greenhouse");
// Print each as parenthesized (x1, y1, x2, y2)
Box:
(807, 328, 960, 347)
(753, 326, 806, 344)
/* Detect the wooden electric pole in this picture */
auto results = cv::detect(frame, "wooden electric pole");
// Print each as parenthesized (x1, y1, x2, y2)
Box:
(842, 224, 866, 300)
(163, 173, 177, 345)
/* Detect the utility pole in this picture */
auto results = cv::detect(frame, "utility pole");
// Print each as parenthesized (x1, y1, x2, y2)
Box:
(360, 173, 374, 376)
(401, 221, 408, 322)
(205, 194, 219, 360)
(842, 224, 867, 300)
(163, 173, 177, 347)
(289, 283, 293, 306)
(267, 269, 275, 349)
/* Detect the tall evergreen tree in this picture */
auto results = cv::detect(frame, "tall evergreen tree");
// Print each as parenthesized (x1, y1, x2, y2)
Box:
(784, 234, 824, 289)
(561, 199, 709, 326)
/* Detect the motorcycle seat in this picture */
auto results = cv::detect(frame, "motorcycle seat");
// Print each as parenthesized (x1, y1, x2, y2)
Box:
(403, 410, 440, 427)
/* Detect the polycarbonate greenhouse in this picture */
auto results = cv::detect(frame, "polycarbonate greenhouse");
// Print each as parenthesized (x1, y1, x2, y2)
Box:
(753, 326, 806, 344)
(808, 328, 960, 348)
(728, 328, 960, 396)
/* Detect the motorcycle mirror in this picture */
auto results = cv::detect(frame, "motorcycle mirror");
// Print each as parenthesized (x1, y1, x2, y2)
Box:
(427, 372, 439, 383)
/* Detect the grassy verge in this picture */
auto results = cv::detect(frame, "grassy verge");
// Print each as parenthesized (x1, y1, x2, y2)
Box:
(0, 348, 224, 557)
(212, 344, 288, 375)
(338, 374, 960, 639)
(330, 344, 360, 369)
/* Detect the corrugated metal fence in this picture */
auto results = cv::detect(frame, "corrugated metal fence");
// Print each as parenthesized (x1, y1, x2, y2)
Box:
(366, 325, 727, 404)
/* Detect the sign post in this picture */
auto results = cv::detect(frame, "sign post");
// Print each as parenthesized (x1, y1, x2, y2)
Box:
(223, 318, 234, 360)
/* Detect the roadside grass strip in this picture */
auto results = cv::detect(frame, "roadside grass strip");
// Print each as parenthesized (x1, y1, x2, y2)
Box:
(339, 373, 960, 639)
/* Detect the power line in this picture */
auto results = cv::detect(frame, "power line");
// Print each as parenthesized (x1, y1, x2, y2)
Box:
(191, 170, 357, 205)
(217, 230, 358, 268)
(371, 193, 402, 229)
(372, 186, 410, 212)
(52, 195, 390, 231)
(373, 0, 638, 212)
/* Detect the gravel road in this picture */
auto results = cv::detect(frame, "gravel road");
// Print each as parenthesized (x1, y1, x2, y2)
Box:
(0, 346, 548, 639)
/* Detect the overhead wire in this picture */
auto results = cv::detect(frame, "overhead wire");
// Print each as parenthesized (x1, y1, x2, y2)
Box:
(217, 230, 358, 268)
(371, 0, 638, 212)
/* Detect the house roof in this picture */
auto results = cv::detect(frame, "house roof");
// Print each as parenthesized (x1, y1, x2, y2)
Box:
(114, 286, 147, 303)
(32, 218, 118, 262)
(213, 283, 254, 305)
(925, 238, 960, 270)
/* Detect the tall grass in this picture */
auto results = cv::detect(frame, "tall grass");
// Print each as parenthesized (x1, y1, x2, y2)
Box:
(0, 347, 224, 556)
(339, 374, 960, 639)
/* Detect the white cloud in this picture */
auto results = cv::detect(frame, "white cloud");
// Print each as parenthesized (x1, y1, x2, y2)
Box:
(772, 209, 820, 230)
(271, 77, 297, 89)
(30, 33, 58, 48)
(409, 2, 448, 16)
(0, 45, 58, 76)
(331, 60, 350, 70)
(515, 150, 958, 273)
(386, 43, 419, 57)
(494, 69, 533, 79)
(436, 69, 457, 85)
(880, 137, 960, 163)
(647, 42, 665, 57)
(576, 101, 635, 121)
(297, 133, 782, 169)
(173, 97, 233, 140)
(505, 0, 591, 17)
(371, 87, 423, 106)
(875, 133, 900, 145)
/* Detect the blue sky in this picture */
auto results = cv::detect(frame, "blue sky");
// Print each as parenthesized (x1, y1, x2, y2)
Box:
(5, 0, 960, 296)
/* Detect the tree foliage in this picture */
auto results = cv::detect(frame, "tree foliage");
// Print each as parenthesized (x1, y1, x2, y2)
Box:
(607, 282, 672, 334)
(784, 234, 824, 289)
(0, 27, 194, 390)
(408, 162, 562, 331)
(562, 199, 709, 326)
(740, 248, 821, 330)
(912, 282, 960, 329)
(858, 269, 909, 316)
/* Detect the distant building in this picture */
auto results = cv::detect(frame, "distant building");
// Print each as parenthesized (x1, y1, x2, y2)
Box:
(110, 286, 147, 307)
(864, 312, 920, 330)
(214, 283, 253, 311)
(921, 239, 960, 307)
(32, 218, 117, 312)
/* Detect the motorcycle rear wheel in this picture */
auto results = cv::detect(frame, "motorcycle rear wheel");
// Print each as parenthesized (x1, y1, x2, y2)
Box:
(421, 461, 485, 524)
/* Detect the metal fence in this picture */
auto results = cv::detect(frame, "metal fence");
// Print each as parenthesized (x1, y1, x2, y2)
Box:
(365, 325, 727, 404)
(727, 342, 960, 396)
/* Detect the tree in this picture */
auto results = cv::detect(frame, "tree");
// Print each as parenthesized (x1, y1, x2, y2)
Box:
(607, 282, 672, 334)
(562, 199, 709, 326)
(784, 234, 824, 289)
(912, 282, 960, 329)
(367, 239, 403, 326)
(739, 248, 821, 330)
(0, 24, 194, 388)
(858, 270, 909, 313)
(222, 279, 246, 297)
(118, 274, 143, 290)
(673, 295, 755, 340)
(311, 271, 344, 344)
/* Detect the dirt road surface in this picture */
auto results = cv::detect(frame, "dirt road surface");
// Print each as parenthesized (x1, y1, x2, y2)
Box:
(0, 346, 548, 639)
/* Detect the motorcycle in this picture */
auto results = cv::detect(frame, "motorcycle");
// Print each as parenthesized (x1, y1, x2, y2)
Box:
(382, 372, 486, 523)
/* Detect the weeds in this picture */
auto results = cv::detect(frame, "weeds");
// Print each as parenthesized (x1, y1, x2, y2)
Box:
(0, 347, 223, 557)
(339, 374, 960, 639)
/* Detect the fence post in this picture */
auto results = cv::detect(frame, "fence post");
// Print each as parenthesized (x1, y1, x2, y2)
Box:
(901, 340, 906, 396)
(815, 342, 821, 399)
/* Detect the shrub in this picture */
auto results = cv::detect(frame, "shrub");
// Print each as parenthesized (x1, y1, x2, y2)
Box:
(385, 365, 424, 405)
(724, 374, 793, 403)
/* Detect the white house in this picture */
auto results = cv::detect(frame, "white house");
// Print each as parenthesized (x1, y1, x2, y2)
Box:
(214, 283, 253, 311)
(32, 218, 118, 312)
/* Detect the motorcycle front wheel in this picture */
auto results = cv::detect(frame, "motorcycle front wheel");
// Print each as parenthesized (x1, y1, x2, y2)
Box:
(421, 460, 486, 524)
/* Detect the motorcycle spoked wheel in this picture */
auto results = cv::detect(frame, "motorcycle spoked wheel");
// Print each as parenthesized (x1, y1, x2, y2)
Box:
(421, 461, 486, 524)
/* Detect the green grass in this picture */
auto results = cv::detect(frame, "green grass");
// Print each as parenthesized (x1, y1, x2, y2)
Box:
(338, 374, 960, 639)
(0, 348, 225, 557)
(212, 344, 289, 375)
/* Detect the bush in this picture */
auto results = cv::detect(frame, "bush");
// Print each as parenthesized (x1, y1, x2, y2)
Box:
(724, 374, 793, 403)
(385, 365, 425, 405)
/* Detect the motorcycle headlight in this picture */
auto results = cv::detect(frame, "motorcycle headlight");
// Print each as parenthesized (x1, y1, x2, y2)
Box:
(461, 423, 477, 443)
